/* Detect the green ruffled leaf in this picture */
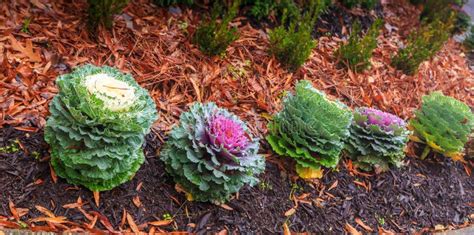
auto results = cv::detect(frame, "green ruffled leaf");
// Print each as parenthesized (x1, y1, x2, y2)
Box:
(410, 92, 474, 159)
(266, 80, 353, 173)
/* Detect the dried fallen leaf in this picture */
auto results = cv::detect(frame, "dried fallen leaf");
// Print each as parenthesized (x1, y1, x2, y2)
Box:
(35, 205, 55, 218)
(132, 196, 142, 208)
(220, 204, 233, 211)
(50, 164, 57, 184)
(282, 222, 291, 235)
(328, 180, 338, 191)
(120, 209, 127, 229)
(126, 213, 139, 233)
(148, 220, 173, 227)
(9, 200, 19, 221)
(345, 223, 362, 235)
(90, 211, 117, 233)
(30, 216, 68, 224)
(355, 218, 373, 232)
(93, 191, 100, 207)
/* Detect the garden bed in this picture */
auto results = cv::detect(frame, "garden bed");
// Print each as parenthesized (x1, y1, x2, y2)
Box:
(1, 0, 473, 233)
(1, 126, 473, 233)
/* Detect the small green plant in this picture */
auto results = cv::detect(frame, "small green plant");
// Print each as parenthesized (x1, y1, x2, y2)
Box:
(337, 19, 383, 72)
(258, 180, 273, 191)
(267, 80, 353, 179)
(409, 92, 474, 161)
(376, 214, 385, 226)
(193, 1, 240, 56)
(160, 102, 265, 203)
(340, 0, 378, 9)
(45, 65, 158, 191)
(162, 213, 172, 220)
(21, 18, 31, 34)
(0, 140, 20, 154)
(269, 0, 327, 70)
(87, 0, 129, 32)
(31, 151, 41, 160)
(391, 18, 453, 75)
(153, 0, 193, 7)
(345, 108, 410, 172)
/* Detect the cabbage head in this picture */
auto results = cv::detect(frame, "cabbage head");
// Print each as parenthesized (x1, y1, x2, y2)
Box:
(266, 80, 353, 178)
(410, 92, 474, 160)
(44, 64, 158, 191)
(160, 102, 265, 203)
(345, 107, 410, 172)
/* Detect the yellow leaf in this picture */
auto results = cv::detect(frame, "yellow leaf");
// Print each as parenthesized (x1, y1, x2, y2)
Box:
(186, 193, 193, 201)
(296, 165, 323, 179)
(284, 207, 296, 217)
(426, 140, 443, 152)
(408, 135, 424, 143)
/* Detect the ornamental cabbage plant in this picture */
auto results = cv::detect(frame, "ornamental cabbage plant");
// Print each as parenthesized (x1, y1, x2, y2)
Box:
(160, 102, 265, 203)
(266, 80, 353, 178)
(410, 92, 474, 160)
(44, 65, 158, 191)
(345, 108, 410, 172)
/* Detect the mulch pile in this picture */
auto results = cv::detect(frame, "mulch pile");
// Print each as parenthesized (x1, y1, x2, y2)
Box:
(0, 0, 473, 233)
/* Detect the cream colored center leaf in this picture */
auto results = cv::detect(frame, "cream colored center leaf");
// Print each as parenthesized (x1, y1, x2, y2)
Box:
(84, 73, 136, 112)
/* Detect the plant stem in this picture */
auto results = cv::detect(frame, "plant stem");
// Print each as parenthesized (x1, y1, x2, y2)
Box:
(420, 146, 431, 160)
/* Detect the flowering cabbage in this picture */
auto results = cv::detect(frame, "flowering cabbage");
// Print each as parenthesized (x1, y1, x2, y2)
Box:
(266, 80, 353, 178)
(410, 92, 474, 160)
(160, 102, 265, 203)
(345, 107, 410, 171)
(44, 65, 158, 191)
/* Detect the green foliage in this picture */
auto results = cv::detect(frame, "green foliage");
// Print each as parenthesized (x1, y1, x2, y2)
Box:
(340, 0, 378, 9)
(87, 0, 129, 32)
(266, 80, 353, 172)
(345, 108, 410, 172)
(243, 0, 277, 20)
(391, 18, 452, 75)
(410, 92, 474, 160)
(454, 11, 471, 34)
(268, 0, 328, 70)
(337, 18, 383, 72)
(44, 65, 158, 191)
(153, 0, 193, 7)
(193, 1, 240, 56)
(417, 0, 465, 22)
(464, 26, 474, 51)
(160, 102, 265, 203)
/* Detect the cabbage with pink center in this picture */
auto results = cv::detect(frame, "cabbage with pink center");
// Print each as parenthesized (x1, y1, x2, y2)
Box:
(345, 107, 410, 172)
(358, 107, 406, 132)
(160, 102, 265, 203)
(208, 115, 249, 153)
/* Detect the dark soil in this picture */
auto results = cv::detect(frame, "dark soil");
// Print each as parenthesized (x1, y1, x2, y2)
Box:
(314, 3, 384, 38)
(1, 127, 473, 233)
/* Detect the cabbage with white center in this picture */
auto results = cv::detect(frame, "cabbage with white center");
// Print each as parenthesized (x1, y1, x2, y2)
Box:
(44, 64, 158, 191)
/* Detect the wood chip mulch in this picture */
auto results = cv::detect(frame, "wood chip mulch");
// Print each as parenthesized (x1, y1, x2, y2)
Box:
(0, 0, 473, 233)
